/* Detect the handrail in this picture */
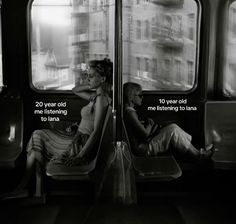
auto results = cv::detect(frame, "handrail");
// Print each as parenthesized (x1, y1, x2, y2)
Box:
(113, 0, 123, 142)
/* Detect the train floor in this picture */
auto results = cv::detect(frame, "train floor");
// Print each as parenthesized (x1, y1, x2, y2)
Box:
(0, 194, 236, 224)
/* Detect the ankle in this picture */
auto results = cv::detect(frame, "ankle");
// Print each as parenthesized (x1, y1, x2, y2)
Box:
(199, 147, 215, 160)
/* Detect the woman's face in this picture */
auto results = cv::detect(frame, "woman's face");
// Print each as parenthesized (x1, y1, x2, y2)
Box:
(132, 88, 143, 106)
(88, 68, 105, 89)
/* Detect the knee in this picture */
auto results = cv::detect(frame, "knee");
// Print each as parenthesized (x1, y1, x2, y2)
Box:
(32, 129, 43, 137)
(165, 124, 184, 138)
(168, 123, 180, 131)
(28, 150, 44, 165)
(27, 150, 39, 159)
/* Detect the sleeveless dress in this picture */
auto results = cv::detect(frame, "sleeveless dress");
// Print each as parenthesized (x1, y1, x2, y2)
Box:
(26, 94, 107, 162)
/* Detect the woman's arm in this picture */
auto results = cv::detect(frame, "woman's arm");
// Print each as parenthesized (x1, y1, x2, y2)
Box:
(126, 109, 152, 139)
(72, 84, 95, 101)
(65, 95, 108, 165)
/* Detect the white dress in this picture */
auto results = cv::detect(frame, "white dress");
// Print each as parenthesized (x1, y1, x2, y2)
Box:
(124, 106, 192, 156)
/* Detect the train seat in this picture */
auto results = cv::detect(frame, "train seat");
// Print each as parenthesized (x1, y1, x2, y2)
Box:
(0, 98, 23, 169)
(122, 122, 182, 181)
(45, 106, 112, 180)
(31, 105, 113, 199)
(205, 101, 236, 169)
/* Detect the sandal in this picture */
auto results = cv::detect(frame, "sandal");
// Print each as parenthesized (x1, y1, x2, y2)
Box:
(199, 144, 215, 160)
(1, 189, 29, 200)
(205, 143, 214, 151)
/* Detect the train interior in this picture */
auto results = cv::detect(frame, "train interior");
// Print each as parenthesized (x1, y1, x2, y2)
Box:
(0, 0, 236, 223)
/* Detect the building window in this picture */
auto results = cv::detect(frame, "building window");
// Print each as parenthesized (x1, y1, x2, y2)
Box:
(136, 20, 141, 40)
(232, 8, 236, 38)
(188, 13, 194, 40)
(93, 0, 97, 11)
(175, 60, 181, 83)
(136, 57, 141, 76)
(99, 22, 103, 40)
(164, 59, 171, 82)
(144, 20, 150, 39)
(152, 58, 157, 77)
(136, 57, 141, 70)
(144, 58, 149, 72)
(151, 17, 157, 39)
(187, 61, 193, 85)
(93, 22, 97, 40)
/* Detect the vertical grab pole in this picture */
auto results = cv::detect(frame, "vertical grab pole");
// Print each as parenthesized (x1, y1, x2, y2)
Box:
(113, 0, 123, 143)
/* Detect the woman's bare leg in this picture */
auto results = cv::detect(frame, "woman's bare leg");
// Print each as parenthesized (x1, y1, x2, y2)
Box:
(186, 144, 200, 158)
(161, 124, 214, 160)
(15, 151, 42, 191)
(187, 143, 214, 160)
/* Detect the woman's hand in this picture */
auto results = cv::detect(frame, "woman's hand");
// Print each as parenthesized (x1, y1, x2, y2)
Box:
(147, 118, 154, 126)
(51, 151, 70, 163)
(65, 122, 78, 133)
(64, 156, 85, 166)
(64, 150, 86, 166)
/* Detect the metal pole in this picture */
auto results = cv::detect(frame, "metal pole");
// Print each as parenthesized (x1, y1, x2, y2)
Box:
(113, 0, 122, 142)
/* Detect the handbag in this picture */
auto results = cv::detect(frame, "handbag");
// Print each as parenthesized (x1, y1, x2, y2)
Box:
(105, 141, 137, 204)
(135, 123, 162, 156)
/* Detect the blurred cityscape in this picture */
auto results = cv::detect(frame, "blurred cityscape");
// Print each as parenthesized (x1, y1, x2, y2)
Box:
(122, 0, 197, 90)
(0, 0, 233, 94)
(0, 0, 236, 94)
(225, 2, 236, 97)
(30, 0, 198, 91)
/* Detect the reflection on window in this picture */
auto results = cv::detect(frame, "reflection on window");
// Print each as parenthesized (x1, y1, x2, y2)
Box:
(224, 2, 236, 97)
(123, 0, 198, 91)
(31, 0, 114, 90)
(0, 3, 2, 89)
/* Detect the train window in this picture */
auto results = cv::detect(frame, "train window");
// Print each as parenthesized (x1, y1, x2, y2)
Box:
(0, 2, 2, 91)
(122, 0, 199, 91)
(224, 2, 236, 97)
(30, 0, 114, 91)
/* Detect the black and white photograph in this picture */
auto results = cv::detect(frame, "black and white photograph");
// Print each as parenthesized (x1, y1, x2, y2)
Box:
(0, 0, 236, 223)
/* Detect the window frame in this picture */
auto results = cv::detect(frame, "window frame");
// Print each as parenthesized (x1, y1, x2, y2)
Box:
(0, 1, 3, 91)
(27, 0, 201, 94)
(124, 0, 202, 94)
(28, 0, 74, 93)
(219, 0, 236, 99)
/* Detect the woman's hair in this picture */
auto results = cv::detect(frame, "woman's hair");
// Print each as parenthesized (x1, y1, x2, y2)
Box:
(89, 58, 113, 92)
(123, 82, 142, 104)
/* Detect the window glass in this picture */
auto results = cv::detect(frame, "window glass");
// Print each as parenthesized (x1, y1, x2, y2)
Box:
(224, 2, 236, 97)
(123, 0, 199, 91)
(31, 0, 114, 90)
(0, 3, 2, 89)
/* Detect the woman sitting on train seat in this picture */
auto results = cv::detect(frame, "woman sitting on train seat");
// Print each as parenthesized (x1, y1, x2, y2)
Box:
(123, 82, 214, 160)
(12, 58, 113, 193)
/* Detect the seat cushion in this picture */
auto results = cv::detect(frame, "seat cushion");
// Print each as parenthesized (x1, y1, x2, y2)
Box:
(46, 159, 96, 177)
